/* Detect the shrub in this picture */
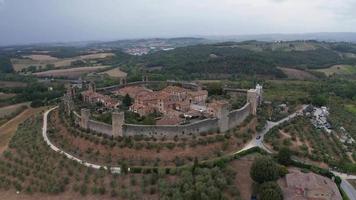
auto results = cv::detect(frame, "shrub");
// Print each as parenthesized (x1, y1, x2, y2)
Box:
(250, 157, 279, 183)
(258, 181, 283, 200)
(277, 147, 292, 165)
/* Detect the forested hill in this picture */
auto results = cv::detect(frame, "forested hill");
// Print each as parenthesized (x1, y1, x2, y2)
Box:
(133, 41, 356, 79)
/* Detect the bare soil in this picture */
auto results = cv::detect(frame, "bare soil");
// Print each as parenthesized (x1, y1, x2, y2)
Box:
(0, 81, 27, 88)
(33, 66, 110, 78)
(230, 155, 256, 200)
(22, 54, 58, 61)
(278, 67, 317, 80)
(100, 67, 127, 78)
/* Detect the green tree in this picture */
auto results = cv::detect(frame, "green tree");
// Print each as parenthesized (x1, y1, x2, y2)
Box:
(311, 94, 327, 107)
(123, 94, 133, 107)
(277, 147, 292, 166)
(259, 182, 283, 200)
(250, 157, 279, 183)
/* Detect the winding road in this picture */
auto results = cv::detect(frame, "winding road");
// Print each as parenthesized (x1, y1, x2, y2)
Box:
(42, 106, 121, 174)
(235, 105, 308, 154)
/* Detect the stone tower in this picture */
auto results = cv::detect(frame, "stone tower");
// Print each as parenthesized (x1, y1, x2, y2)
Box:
(80, 108, 90, 130)
(216, 101, 229, 132)
(88, 81, 96, 92)
(247, 89, 258, 115)
(142, 71, 148, 82)
(112, 112, 124, 137)
(255, 84, 263, 105)
(119, 77, 127, 85)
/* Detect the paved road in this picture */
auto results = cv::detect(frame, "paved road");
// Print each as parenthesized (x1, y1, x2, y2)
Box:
(42, 106, 121, 174)
(235, 105, 308, 154)
(331, 171, 356, 199)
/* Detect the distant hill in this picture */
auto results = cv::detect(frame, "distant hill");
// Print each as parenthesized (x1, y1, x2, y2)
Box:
(207, 32, 356, 43)
(132, 40, 356, 79)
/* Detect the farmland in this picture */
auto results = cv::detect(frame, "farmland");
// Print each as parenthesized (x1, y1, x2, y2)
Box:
(0, 93, 16, 100)
(11, 53, 114, 72)
(0, 103, 29, 118)
(0, 115, 251, 199)
(278, 67, 317, 80)
(0, 81, 27, 88)
(0, 106, 45, 154)
(33, 66, 110, 79)
(315, 65, 356, 76)
(99, 68, 127, 78)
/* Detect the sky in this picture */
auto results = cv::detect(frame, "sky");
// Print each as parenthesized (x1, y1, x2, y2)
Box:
(0, 0, 356, 46)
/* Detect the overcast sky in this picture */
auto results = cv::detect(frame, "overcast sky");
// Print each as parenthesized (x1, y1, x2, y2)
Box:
(0, 0, 355, 46)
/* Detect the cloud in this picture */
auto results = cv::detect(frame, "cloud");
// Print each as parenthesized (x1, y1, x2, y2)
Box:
(0, 0, 355, 45)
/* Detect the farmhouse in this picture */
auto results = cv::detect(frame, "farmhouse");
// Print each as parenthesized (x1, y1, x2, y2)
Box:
(281, 170, 342, 200)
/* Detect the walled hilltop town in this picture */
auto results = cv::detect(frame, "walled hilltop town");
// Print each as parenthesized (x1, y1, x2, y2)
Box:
(63, 76, 263, 139)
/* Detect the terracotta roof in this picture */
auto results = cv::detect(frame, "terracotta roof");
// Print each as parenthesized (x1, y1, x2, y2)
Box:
(156, 115, 182, 125)
(117, 86, 152, 98)
(188, 90, 208, 97)
(161, 86, 187, 94)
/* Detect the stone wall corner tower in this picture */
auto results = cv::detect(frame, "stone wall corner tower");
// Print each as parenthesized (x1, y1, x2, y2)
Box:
(247, 84, 263, 116)
(80, 108, 90, 129)
(216, 101, 229, 133)
(247, 89, 258, 115)
(112, 112, 124, 137)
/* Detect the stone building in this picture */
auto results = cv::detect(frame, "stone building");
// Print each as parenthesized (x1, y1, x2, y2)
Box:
(280, 170, 342, 200)
(128, 85, 208, 117)
(71, 83, 262, 138)
(247, 84, 263, 115)
(81, 82, 119, 109)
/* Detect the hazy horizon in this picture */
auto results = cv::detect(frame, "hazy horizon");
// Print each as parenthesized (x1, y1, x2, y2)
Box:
(1, 0, 356, 46)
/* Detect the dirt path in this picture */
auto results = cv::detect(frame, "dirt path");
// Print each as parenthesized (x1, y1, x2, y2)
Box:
(0, 106, 46, 154)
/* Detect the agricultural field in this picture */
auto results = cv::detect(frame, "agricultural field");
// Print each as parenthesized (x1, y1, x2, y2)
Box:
(0, 106, 44, 154)
(11, 53, 114, 72)
(99, 68, 127, 78)
(264, 112, 356, 173)
(22, 54, 58, 61)
(315, 65, 356, 76)
(278, 67, 317, 80)
(0, 103, 29, 118)
(263, 80, 313, 104)
(0, 93, 16, 100)
(0, 81, 27, 88)
(0, 114, 251, 199)
(33, 66, 110, 79)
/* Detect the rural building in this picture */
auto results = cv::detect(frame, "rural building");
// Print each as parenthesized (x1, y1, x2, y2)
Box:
(280, 170, 342, 200)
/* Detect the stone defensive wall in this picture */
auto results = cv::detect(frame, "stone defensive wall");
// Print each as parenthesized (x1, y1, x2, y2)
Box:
(71, 102, 251, 139)
(228, 103, 251, 130)
(124, 118, 219, 139)
(65, 81, 262, 139)
(97, 80, 201, 92)
(87, 120, 112, 136)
